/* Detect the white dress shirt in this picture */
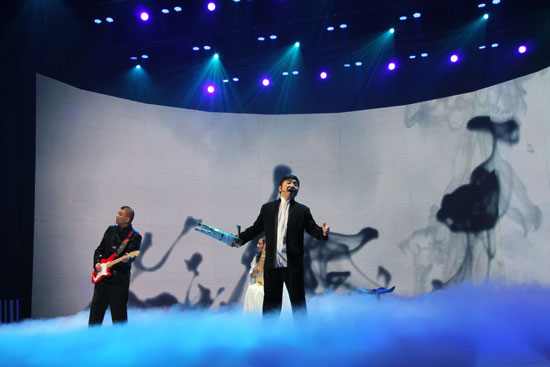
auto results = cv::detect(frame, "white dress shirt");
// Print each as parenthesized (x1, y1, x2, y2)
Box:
(276, 197, 290, 267)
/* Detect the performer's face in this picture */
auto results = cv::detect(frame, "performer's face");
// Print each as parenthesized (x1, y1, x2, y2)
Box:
(279, 178, 299, 199)
(257, 241, 264, 252)
(115, 209, 131, 226)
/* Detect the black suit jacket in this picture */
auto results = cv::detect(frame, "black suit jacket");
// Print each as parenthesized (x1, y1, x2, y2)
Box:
(239, 199, 328, 271)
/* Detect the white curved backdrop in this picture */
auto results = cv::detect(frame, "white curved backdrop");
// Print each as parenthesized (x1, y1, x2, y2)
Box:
(33, 68, 550, 317)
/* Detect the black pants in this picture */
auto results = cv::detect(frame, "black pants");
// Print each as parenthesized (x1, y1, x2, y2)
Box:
(263, 267, 307, 317)
(88, 271, 130, 326)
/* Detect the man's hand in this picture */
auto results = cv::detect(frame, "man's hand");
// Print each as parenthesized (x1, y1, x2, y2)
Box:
(322, 222, 330, 236)
(122, 255, 129, 263)
(95, 263, 102, 271)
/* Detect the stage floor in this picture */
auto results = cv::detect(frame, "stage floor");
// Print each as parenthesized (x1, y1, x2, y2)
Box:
(1, 282, 549, 366)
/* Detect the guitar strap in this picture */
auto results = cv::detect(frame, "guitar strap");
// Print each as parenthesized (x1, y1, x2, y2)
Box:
(116, 228, 136, 256)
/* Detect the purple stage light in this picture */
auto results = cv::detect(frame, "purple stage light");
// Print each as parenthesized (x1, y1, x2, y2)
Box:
(207, 2, 216, 11)
(207, 85, 215, 94)
(518, 45, 527, 54)
(320, 71, 327, 79)
(450, 54, 459, 63)
(262, 78, 270, 87)
(388, 62, 396, 71)
(140, 12, 149, 21)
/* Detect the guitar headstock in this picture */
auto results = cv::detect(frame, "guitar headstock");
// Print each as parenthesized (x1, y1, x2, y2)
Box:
(126, 251, 140, 258)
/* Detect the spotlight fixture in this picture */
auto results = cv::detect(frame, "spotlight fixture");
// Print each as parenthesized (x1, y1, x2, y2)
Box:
(492, 0, 500, 4)
(282, 72, 289, 76)
(140, 12, 149, 21)
(327, 26, 335, 31)
(450, 54, 459, 63)
(339, 24, 347, 29)
(130, 56, 138, 60)
(258, 37, 265, 41)
(262, 78, 270, 86)
(355, 61, 362, 66)
(141, 54, 149, 59)
(483, 13, 489, 20)
(389, 28, 395, 34)
(409, 55, 416, 59)
(413, 12, 421, 18)
(136, 65, 141, 69)
(206, 85, 215, 94)
(162, 9, 170, 14)
(421, 52, 428, 57)
(343, 64, 351, 68)
(213, 53, 219, 59)
(399, 16, 407, 21)
(295, 42, 300, 48)
(388, 62, 396, 71)
(491, 43, 499, 48)
(232, 77, 239, 82)
(223, 79, 229, 83)
(478, 3, 486, 8)
(192, 46, 200, 51)
(106, 17, 114, 23)
(292, 71, 299, 75)
(270, 35, 277, 40)
(320, 71, 328, 79)
(204, 45, 211, 50)
(207, 2, 216, 11)
(479, 45, 487, 49)
(518, 45, 527, 54)
(174, 6, 182, 12)
(94, 19, 102, 24)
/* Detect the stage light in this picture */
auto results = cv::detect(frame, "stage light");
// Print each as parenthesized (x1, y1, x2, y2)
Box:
(409, 55, 416, 59)
(207, 2, 216, 11)
(344, 63, 350, 68)
(413, 12, 421, 18)
(389, 28, 395, 34)
(320, 71, 328, 79)
(270, 35, 277, 40)
(136, 65, 141, 69)
(518, 45, 527, 54)
(478, 3, 486, 8)
(106, 17, 114, 23)
(292, 71, 299, 75)
(492, 0, 500, 4)
(355, 61, 362, 66)
(192, 46, 200, 51)
(130, 56, 138, 60)
(223, 79, 229, 83)
(327, 26, 334, 31)
(491, 43, 499, 48)
(282, 72, 289, 76)
(483, 13, 489, 20)
(233, 0, 241, 2)
(174, 6, 182, 12)
(400, 16, 407, 21)
(450, 54, 459, 63)
(295, 42, 300, 48)
(204, 45, 211, 50)
(94, 19, 102, 24)
(262, 78, 270, 86)
(161, 9, 170, 14)
(140, 12, 149, 21)
(141, 54, 149, 59)
(206, 85, 215, 94)
(258, 37, 265, 41)
(232, 77, 239, 82)
(388, 62, 396, 71)
(339, 24, 347, 29)
(421, 52, 428, 57)
(479, 45, 486, 49)
(213, 53, 219, 59)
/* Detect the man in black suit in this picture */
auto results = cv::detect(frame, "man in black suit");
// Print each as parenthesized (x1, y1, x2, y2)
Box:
(238, 175, 329, 316)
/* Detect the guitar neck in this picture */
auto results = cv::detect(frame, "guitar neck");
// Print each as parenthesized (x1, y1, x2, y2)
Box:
(107, 256, 127, 267)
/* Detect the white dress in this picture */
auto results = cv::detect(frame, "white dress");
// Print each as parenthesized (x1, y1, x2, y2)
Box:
(243, 256, 291, 314)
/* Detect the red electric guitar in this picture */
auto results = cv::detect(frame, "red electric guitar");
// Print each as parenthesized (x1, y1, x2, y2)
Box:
(91, 251, 140, 284)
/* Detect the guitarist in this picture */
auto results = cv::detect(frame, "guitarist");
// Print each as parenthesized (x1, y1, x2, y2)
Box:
(89, 206, 142, 326)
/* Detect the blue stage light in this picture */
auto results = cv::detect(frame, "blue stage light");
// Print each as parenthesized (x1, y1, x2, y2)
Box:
(413, 12, 421, 18)
(223, 79, 229, 83)
(492, 0, 500, 4)
(388, 62, 396, 71)
(140, 12, 149, 21)
(295, 42, 300, 48)
(389, 28, 395, 34)
(355, 61, 362, 66)
(262, 78, 270, 86)
(421, 52, 428, 57)
(344, 63, 351, 68)
(204, 45, 211, 50)
(141, 54, 149, 59)
(518, 45, 527, 54)
(161, 9, 170, 14)
(192, 47, 200, 51)
(213, 53, 219, 60)
(232, 77, 239, 82)
(483, 13, 489, 20)
(106, 17, 114, 23)
(258, 37, 265, 41)
(282, 72, 289, 76)
(292, 71, 299, 75)
(207, 85, 215, 94)
(409, 55, 416, 59)
(326, 26, 334, 31)
(207, 2, 216, 11)
(491, 43, 499, 48)
(320, 71, 328, 79)
(450, 54, 459, 63)
(400, 16, 407, 21)
(478, 3, 486, 8)
(479, 45, 486, 49)
(174, 6, 182, 12)
(130, 56, 138, 60)
(94, 19, 102, 24)
(339, 24, 347, 29)
(136, 65, 141, 69)
(270, 35, 277, 40)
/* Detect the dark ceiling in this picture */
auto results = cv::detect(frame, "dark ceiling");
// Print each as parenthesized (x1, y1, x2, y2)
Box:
(6, 0, 550, 113)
